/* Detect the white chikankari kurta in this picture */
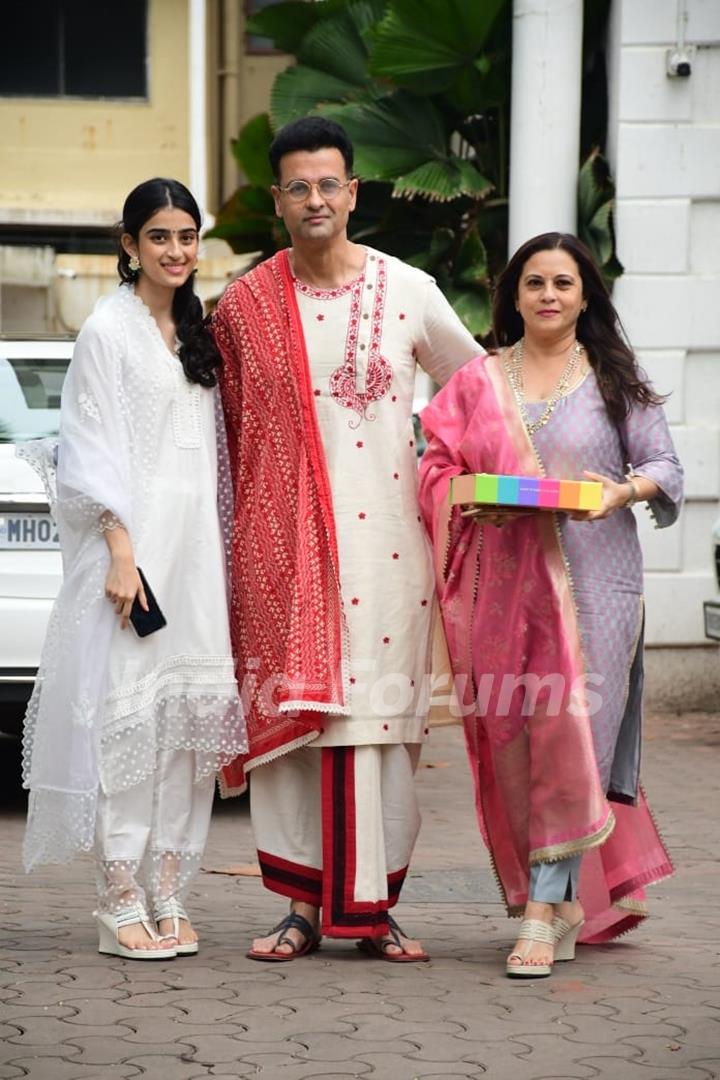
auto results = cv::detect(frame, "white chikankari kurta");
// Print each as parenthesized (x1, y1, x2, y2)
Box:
(294, 248, 480, 747)
(21, 285, 245, 870)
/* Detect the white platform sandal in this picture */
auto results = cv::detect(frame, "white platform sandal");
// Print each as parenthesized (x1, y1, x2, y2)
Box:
(95, 904, 177, 960)
(506, 918, 556, 978)
(153, 897, 199, 956)
(552, 915, 585, 961)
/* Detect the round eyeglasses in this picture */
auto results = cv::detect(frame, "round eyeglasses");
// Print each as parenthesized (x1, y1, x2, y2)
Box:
(277, 178, 353, 202)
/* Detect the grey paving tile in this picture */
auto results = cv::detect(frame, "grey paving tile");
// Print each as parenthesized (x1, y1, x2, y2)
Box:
(120, 1057, 213, 1080)
(1, 718, 718, 1079)
(237, 1060, 372, 1079)
(354, 1054, 477, 1080)
(3, 1062, 141, 1080)
(188, 1033, 307, 1064)
(61, 1034, 195, 1066)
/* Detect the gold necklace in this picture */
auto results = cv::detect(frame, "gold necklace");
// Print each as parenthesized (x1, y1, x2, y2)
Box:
(507, 338, 584, 434)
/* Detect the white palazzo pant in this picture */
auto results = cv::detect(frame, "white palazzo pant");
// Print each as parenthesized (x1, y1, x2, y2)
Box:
(250, 743, 422, 938)
(94, 748, 215, 913)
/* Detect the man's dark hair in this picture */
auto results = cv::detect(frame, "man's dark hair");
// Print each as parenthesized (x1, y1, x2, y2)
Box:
(269, 117, 354, 181)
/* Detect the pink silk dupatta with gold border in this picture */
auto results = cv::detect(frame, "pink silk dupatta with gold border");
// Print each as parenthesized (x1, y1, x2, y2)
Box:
(419, 353, 672, 943)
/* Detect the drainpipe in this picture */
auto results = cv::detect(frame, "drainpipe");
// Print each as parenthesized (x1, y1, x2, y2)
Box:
(508, 0, 584, 256)
(217, 0, 241, 203)
(188, 0, 213, 227)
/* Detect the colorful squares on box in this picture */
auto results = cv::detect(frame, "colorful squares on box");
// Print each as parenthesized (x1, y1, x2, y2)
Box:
(449, 473, 602, 511)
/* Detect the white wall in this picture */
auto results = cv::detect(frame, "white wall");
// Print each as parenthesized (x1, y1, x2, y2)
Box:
(607, 0, 720, 647)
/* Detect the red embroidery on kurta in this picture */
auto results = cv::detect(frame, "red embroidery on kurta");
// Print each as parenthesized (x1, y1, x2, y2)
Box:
(358, 512, 366, 519)
(293, 276, 360, 300)
(383, 636, 390, 644)
(328, 257, 392, 426)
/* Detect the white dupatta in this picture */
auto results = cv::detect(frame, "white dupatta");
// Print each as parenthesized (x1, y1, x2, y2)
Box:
(20, 293, 134, 870)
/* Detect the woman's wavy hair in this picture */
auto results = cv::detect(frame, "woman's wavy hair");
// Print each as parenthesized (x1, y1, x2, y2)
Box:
(117, 178, 220, 387)
(492, 231, 665, 422)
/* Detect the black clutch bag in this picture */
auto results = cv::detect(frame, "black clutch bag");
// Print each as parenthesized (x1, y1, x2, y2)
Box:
(130, 567, 167, 637)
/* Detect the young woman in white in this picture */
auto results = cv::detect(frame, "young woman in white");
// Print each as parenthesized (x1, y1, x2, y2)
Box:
(21, 178, 246, 959)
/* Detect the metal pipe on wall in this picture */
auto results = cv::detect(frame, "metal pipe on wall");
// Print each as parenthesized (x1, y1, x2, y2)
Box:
(188, 0, 212, 226)
(217, 0, 241, 204)
(508, 0, 584, 256)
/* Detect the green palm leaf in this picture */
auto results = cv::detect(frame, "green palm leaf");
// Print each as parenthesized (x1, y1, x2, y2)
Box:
(231, 114, 274, 188)
(246, 0, 346, 55)
(445, 283, 492, 337)
(392, 160, 491, 202)
(271, 65, 371, 129)
(370, 0, 506, 91)
(298, 7, 373, 85)
(206, 186, 284, 257)
(321, 94, 446, 174)
(454, 228, 488, 284)
(577, 147, 623, 283)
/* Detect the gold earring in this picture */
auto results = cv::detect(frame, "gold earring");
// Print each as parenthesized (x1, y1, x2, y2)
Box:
(129, 255, 141, 273)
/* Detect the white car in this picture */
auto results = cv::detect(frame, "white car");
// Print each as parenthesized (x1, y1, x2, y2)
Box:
(703, 517, 720, 641)
(0, 337, 73, 735)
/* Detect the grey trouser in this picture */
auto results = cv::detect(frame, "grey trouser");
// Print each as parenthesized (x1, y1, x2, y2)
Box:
(529, 854, 581, 903)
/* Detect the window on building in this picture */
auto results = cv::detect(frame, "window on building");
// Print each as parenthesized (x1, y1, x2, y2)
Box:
(0, 0, 147, 99)
(245, 0, 284, 55)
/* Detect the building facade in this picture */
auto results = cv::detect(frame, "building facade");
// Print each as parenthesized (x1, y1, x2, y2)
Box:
(607, 0, 720, 703)
(0, 0, 287, 332)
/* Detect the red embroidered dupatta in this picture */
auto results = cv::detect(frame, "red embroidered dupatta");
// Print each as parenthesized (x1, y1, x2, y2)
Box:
(213, 251, 347, 794)
(419, 353, 673, 942)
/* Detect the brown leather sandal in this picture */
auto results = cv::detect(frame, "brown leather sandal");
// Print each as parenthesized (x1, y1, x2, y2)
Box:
(246, 912, 321, 962)
(356, 914, 429, 963)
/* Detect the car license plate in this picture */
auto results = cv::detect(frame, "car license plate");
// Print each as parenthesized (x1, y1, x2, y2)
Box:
(703, 600, 720, 642)
(0, 512, 59, 550)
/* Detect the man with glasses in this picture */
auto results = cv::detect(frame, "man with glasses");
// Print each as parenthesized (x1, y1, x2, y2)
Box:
(213, 117, 480, 961)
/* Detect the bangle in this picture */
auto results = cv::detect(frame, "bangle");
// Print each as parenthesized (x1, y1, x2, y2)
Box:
(624, 477, 640, 508)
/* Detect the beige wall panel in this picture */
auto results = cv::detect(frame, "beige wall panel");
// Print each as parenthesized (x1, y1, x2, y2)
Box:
(239, 56, 289, 128)
(0, 0, 190, 222)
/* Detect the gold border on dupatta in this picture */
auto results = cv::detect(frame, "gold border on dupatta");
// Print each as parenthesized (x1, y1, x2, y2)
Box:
(615, 896, 649, 916)
(486, 350, 616, 863)
(529, 809, 616, 865)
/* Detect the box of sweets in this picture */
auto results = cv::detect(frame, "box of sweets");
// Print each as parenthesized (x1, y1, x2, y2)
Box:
(449, 473, 603, 511)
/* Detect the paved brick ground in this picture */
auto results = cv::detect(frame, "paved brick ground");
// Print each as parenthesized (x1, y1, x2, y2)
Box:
(1, 712, 719, 1080)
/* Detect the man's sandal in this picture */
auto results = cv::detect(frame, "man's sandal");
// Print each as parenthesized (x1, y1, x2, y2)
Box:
(506, 918, 555, 978)
(246, 912, 321, 962)
(357, 913, 429, 963)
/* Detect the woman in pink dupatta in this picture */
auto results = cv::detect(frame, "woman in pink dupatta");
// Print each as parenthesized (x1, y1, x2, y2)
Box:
(419, 233, 682, 978)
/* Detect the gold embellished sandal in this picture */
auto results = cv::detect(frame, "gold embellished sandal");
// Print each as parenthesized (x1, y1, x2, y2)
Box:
(506, 918, 555, 978)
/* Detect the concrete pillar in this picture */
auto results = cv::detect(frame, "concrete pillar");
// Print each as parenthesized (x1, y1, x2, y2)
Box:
(508, 0, 584, 255)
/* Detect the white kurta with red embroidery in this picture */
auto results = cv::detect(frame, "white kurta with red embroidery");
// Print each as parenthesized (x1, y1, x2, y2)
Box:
(294, 247, 480, 747)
